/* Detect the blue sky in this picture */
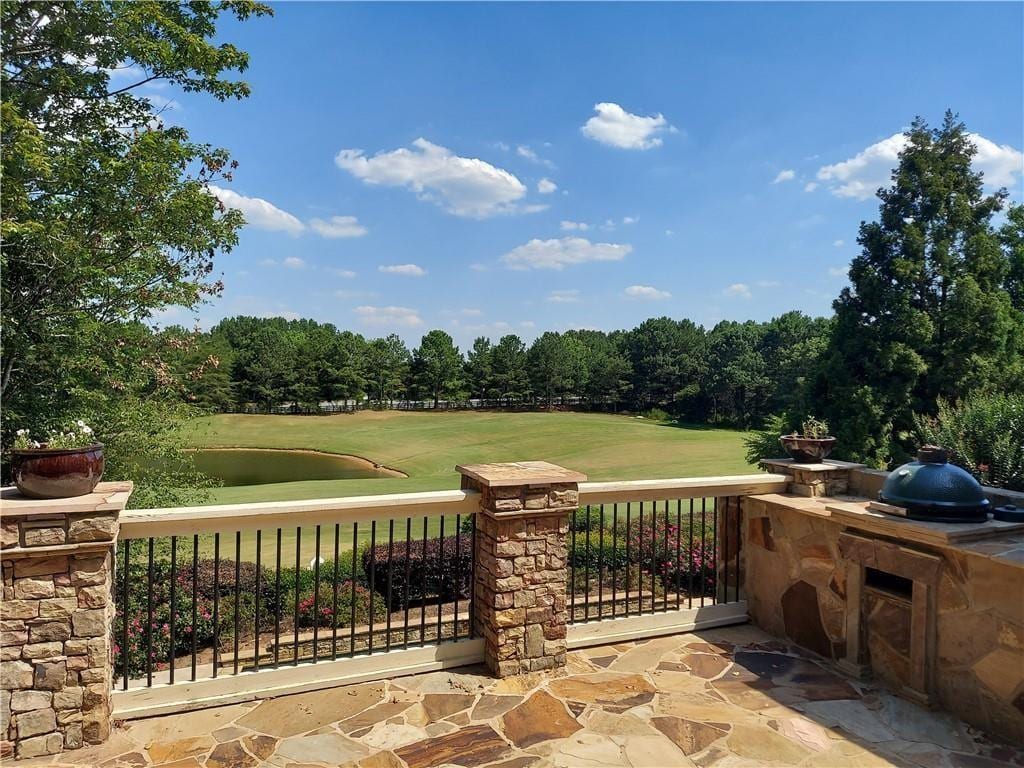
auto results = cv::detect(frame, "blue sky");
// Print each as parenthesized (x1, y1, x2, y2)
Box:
(153, 2, 1023, 347)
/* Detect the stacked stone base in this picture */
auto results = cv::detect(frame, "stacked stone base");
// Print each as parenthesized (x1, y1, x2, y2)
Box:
(1, 483, 128, 760)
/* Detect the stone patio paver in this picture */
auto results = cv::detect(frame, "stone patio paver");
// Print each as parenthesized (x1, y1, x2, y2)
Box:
(16, 625, 1024, 768)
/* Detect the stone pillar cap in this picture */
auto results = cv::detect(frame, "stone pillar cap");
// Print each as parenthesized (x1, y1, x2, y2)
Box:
(456, 461, 587, 487)
(1, 481, 134, 517)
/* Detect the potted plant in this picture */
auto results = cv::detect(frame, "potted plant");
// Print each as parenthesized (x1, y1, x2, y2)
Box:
(779, 416, 836, 463)
(11, 421, 105, 499)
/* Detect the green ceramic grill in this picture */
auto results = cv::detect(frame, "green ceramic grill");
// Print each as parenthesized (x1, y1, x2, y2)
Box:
(879, 445, 991, 524)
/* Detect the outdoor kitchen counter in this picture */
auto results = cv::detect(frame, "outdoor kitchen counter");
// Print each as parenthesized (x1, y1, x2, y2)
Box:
(746, 491, 1024, 571)
(740, 491, 1024, 745)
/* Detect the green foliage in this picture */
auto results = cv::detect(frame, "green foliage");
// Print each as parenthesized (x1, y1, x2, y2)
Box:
(411, 330, 462, 405)
(915, 393, 1024, 491)
(799, 417, 830, 439)
(0, 1, 270, 503)
(296, 582, 387, 629)
(743, 414, 791, 464)
(642, 408, 672, 422)
(814, 113, 1024, 465)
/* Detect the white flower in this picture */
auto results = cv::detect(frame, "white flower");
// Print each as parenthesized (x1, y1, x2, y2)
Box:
(16, 429, 27, 435)
(76, 420, 85, 427)
(82, 426, 93, 434)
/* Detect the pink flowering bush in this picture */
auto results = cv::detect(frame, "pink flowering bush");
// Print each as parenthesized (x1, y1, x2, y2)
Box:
(296, 581, 387, 629)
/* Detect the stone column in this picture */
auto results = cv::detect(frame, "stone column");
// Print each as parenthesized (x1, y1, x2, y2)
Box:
(457, 462, 585, 678)
(1, 482, 132, 760)
(759, 458, 865, 498)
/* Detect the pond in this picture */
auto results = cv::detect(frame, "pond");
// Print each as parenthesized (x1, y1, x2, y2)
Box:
(189, 448, 401, 486)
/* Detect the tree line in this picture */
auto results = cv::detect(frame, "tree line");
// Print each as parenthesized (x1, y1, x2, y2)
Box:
(160, 312, 831, 429)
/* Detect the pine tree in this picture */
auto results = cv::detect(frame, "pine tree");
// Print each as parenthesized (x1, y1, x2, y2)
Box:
(814, 113, 1023, 465)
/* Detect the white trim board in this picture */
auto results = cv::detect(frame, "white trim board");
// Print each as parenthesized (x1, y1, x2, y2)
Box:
(111, 638, 484, 720)
(566, 601, 748, 649)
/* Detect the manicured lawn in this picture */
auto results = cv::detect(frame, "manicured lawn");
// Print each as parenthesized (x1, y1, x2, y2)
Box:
(176, 411, 755, 562)
(184, 410, 755, 503)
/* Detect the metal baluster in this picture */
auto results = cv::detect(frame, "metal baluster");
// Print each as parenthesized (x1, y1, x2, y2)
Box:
(252, 531, 261, 673)
(386, 520, 394, 652)
(650, 501, 657, 614)
(121, 539, 129, 691)
(688, 500, 694, 609)
(638, 502, 644, 614)
(675, 500, 682, 610)
(611, 504, 618, 618)
(625, 503, 631, 616)
(313, 525, 321, 662)
(700, 498, 707, 607)
(292, 528, 300, 665)
(350, 522, 358, 656)
(403, 518, 412, 648)
(234, 533, 241, 674)
(711, 498, 718, 605)
(213, 534, 220, 678)
(584, 506, 591, 621)
(146, 538, 154, 687)
(723, 498, 730, 605)
(420, 518, 428, 645)
(169, 536, 177, 685)
(663, 501, 670, 613)
(368, 521, 376, 654)
(437, 516, 445, 642)
(454, 515, 461, 640)
(273, 529, 281, 668)
(332, 523, 340, 660)
(192, 534, 199, 680)
(597, 505, 605, 619)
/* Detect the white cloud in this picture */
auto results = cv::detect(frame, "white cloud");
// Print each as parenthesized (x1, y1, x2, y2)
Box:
(501, 237, 632, 271)
(259, 258, 277, 267)
(665, 229, 674, 236)
(724, 283, 752, 299)
(517, 145, 555, 168)
(624, 285, 671, 300)
(309, 215, 368, 238)
(353, 305, 423, 327)
(804, 182, 818, 192)
(581, 103, 674, 150)
(537, 178, 558, 194)
(817, 132, 1023, 199)
(547, 289, 581, 303)
(335, 138, 527, 218)
(207, 185, 304, 235)
(833, 239, 845, 247)
(622, 216, 639, 225)
(328, 268, 357, 278)
(379, 263, 427, 277)
(560, 220, 590, 231)
(283, 256, 306, 269)
(773, 169, 796, 184)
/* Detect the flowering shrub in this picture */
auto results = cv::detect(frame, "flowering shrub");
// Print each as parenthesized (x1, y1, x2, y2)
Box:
(296, 582, 387, 629)
(362, 534, 472, 611)
(13, 420, 95, 450)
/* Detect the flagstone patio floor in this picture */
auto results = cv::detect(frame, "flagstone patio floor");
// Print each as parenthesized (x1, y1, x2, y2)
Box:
(21, 624, 1023, 768)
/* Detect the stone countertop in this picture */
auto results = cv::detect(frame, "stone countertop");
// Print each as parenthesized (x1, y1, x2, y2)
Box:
(0, 481, 134, 517)
(748, 492, 1024, 572)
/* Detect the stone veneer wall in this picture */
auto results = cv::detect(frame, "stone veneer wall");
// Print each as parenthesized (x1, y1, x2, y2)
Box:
(742, 494, 1024, 745)
(1, 484, 129, 760)
(469, 482, 574, 677)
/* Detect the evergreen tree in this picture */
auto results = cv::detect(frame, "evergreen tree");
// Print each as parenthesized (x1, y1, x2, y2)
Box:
(491, 335, 530, 403)
(814, 113, 1023, 465)
(465, 337, 494, 399)
(412, 330, 462, 407)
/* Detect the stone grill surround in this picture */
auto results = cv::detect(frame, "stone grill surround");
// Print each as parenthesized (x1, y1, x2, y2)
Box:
(0, 482, 132, 760)
(741, 463, 1024, 745)
(457, 462, 584, 677)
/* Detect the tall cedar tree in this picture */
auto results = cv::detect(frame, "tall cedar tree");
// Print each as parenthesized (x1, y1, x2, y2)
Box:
(813, 113, 1024, 465)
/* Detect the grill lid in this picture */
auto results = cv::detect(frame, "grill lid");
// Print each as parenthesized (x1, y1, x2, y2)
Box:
(879, 445, 990, 523)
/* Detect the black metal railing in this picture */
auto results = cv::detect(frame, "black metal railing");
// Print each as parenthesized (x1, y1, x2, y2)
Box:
(567, 496, 742, 624)
(116, 514, 474, 689)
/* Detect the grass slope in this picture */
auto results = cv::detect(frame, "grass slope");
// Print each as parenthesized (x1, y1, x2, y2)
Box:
(184, 411, 755, 505)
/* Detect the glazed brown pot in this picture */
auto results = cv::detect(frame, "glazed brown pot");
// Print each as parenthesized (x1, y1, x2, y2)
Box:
(11, 444, 105, 499)
(779, 435, 836, 463)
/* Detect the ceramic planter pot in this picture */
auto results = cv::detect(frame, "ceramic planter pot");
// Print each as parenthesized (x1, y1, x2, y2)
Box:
(11, 444, 105, 499)
(779, 435, 836, 463)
